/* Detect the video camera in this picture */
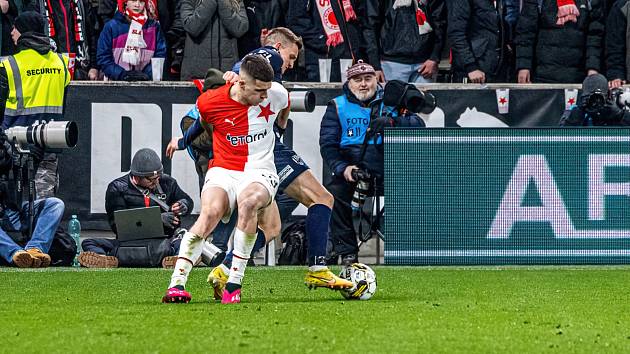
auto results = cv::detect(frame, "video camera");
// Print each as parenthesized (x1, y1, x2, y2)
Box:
(4, 121, 78, 152)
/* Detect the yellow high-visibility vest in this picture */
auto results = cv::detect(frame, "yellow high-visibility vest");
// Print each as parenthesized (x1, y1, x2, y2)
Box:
(1, 49, 69, 117)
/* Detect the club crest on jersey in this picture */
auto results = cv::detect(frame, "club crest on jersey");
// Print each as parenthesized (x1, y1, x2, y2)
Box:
(258, 103, 275, 122)
(226, 129, 268, 146)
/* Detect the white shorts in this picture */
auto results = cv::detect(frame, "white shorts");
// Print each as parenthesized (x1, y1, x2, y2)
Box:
(202, 167, 279, 223)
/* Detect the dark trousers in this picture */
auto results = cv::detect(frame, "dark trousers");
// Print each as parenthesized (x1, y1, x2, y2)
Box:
(324, 175, 358, 257)
(81, 238, 120, 256)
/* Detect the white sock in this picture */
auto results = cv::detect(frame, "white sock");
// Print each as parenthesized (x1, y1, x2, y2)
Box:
(227, 228, 257, 286)
(308, 265, 328, 272)
(169, 231, 203, 288)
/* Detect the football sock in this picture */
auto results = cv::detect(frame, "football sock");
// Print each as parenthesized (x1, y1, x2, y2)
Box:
(226, 228, 257, 286)
(169, 231, 203, 288)
(222, 231, 265, 268)
(306, 204, 331, 266)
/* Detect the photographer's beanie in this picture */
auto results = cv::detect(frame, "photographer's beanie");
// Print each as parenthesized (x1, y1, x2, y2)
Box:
(130, 148, 163, 177)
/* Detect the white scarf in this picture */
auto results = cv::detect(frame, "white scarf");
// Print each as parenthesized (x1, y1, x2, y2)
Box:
(121, 9, 147, 66)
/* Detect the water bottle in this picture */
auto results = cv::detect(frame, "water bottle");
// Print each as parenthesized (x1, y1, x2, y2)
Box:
(68, 215, 81, 268)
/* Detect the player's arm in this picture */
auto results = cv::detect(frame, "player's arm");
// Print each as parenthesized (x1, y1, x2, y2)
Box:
(166, 118, 206, 158)
(276, 107, 290, 130)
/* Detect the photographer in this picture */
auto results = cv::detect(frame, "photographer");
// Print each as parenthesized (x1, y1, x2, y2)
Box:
(0, 132, 65, 268)
(0, 12, 70, 199)
(560, 74, 630, 126)
(79, 148, 194, 268)
(319, 61, 385, 266)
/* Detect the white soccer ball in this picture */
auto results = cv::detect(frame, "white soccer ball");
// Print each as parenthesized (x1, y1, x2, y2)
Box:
(339, 263, 377, 300)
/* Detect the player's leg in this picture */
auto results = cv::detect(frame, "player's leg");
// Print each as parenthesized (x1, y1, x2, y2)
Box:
(208, 201, 278, 300)
(222, 180, 274, 304)
(163, 186, 230, 303)
(284, 170, 353, 290)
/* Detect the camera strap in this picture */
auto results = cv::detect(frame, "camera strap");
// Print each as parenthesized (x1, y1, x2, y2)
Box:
(130, 177, 169, 211)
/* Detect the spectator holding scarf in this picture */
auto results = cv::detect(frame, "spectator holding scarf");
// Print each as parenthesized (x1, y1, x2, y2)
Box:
(96, 0, 166, 81)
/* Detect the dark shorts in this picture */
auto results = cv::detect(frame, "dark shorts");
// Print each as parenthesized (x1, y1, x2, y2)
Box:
(274, 140, 309, 193)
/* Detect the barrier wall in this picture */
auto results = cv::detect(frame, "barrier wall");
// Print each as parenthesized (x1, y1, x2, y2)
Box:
(59, 82, 583, 229)
(385, 128, 630, 265)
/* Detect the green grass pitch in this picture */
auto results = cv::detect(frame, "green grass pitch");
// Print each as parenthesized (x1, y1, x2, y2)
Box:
(1, 266, 630, 353)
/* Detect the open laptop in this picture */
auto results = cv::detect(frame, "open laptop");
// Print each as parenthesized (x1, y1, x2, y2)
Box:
(114, 206, 165, 241)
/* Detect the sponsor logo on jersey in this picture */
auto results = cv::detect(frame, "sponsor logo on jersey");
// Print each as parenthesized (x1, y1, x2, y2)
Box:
(226, 129, 269, 146)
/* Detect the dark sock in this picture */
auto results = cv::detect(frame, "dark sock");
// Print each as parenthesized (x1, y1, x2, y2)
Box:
(225, 282, 241, 293)
(223, 251, 233, 268)
(251, 231, 266, 256)
(174, 285, 185, 291)
(306, 204, 332, 266)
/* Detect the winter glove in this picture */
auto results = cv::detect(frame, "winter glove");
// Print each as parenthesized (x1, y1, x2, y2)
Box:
(122, 70, 150, 82)
(161, 211, 180, 228)
(173, 199, 189, 216)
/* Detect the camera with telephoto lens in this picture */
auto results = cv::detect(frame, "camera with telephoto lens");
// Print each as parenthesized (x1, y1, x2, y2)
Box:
(580, 89, 607, 112)
(351, 168, 372, 215)
(4, 121, 78, 152)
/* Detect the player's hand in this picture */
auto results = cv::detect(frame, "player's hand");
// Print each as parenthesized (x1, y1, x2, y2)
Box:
(166, 137, 180, 159)
(223, 71, 240, 84)
(343, 165, 359, 183)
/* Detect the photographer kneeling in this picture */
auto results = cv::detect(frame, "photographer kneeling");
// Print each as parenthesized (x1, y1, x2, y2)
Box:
(0, 133, 64, 268)
(560, 74, 630, 126)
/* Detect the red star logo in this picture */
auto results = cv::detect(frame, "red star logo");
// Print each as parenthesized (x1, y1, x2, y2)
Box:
(258, 103, 275, 122)
(499, 97, 507, 105)
(568, 98, 576, 105)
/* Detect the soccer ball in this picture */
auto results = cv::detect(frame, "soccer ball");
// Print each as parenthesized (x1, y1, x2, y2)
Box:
(339, 263, 377, 300)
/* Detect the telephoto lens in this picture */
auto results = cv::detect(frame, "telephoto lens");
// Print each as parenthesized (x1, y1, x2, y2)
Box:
(4, 121, 78, 149)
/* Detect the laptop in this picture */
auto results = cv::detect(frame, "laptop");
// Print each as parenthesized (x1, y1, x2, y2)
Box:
(114, 206, 165, 241)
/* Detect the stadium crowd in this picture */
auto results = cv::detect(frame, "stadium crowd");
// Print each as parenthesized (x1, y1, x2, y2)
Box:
(1, 0, 629, 86)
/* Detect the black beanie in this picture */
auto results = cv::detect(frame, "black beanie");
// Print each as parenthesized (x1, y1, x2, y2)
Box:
(130, 148, 163, 177)
(14, 11, 46, 35)
(582, 73, 609, 96)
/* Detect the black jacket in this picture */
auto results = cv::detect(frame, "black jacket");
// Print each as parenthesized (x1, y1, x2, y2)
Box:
(447, 0, 509, 80)
(237, 0, 287, 57)
(287, 0, 379, 81)
(104, 174, 193, 236)
(368, 0, 446, 64)
(605, 0, 630, 81)
(319, 84, 384, 180)
(560, 100, 630, 125)
(515, 0, 604, 83)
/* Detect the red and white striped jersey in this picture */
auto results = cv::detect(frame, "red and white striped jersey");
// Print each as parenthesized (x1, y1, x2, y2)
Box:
(197, 82, 289, 172)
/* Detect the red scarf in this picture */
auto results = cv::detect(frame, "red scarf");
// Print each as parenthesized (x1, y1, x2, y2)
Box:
(315, 0, 357, 47)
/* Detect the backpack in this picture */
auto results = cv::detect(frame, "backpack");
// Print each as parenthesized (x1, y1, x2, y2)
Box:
(277, 220, 307, 265)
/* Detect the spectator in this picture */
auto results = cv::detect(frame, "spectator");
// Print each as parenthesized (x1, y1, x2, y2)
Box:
(605, 0, 630, 89)
(319, 61, 383, 265)
(99, 0, 185, 80)
(36, 0, 100, 80)
(447, 0, 511, 83)
(515, 0, 604, 84)
(366, 0, 446, 83)
(96, 0, 166, 81)
(0, 132, 65, 268)
(237, 0, 287, 58)
(1, 0, 35, 56)
(79, 148, 194, 268)
(179, 0, 248, 80)
(288, 0, 381, 82)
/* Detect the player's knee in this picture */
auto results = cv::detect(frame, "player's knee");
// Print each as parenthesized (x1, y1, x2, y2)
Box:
(316, 188, 334, 208)
(237, 196, 261, 215)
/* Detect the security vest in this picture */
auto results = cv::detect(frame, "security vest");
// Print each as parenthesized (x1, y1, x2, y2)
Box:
(333, 95, 383, 147)
(1, 48, 69, 126)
